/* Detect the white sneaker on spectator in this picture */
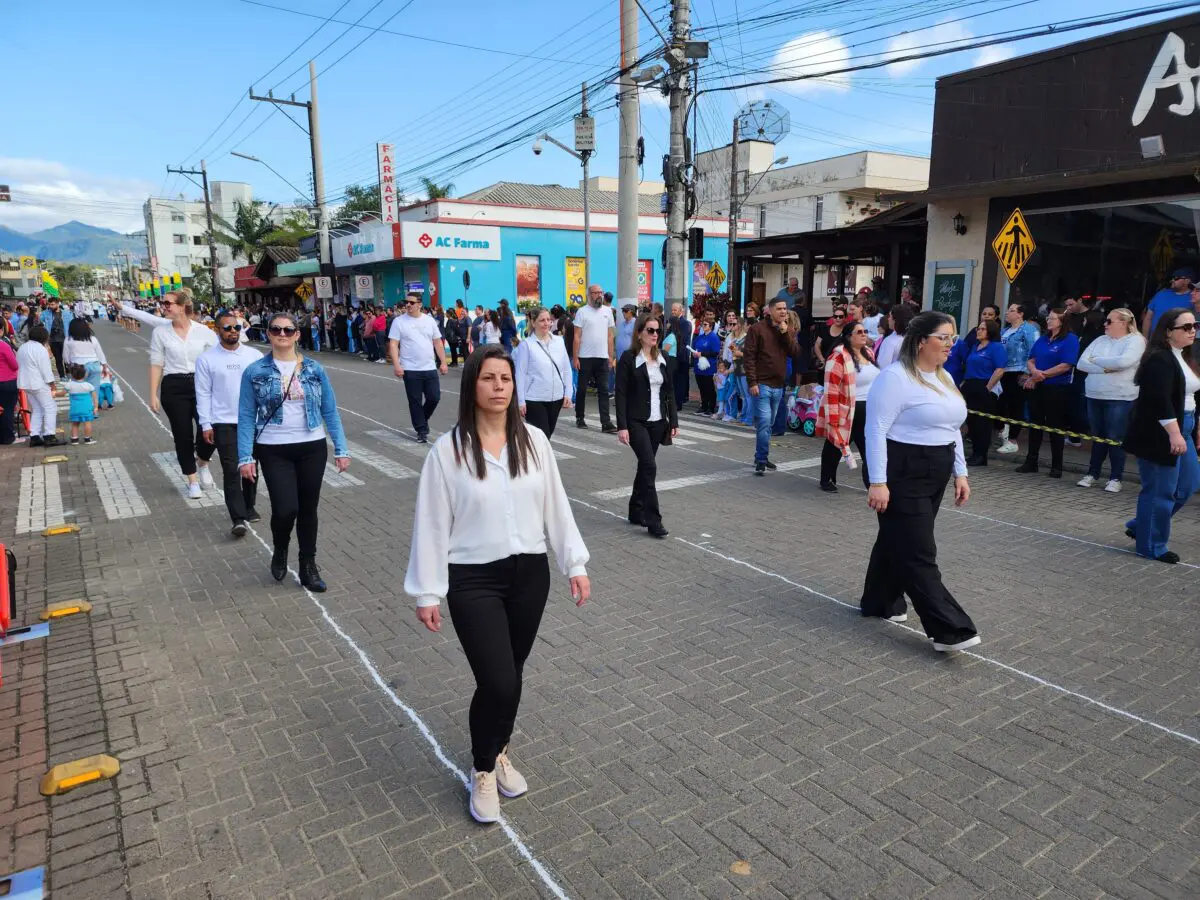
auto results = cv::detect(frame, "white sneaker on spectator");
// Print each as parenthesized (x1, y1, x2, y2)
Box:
(1104, 479, 1122, 493)
(1077, 475, 1096, 488)
(198, 465, 215, 488)
(997, 440, 1019, 454)
(187, 482, 202, 500)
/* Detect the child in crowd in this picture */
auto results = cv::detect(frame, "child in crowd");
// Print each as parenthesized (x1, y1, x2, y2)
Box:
(715, 359, 736, 422)
(66, 364, 99, 445)
(97, 367, 115, 409)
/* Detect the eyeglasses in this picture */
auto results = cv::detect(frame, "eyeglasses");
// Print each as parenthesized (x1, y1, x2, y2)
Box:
(851, 329, 867, 336)
(833, 314, 845, 320)
(1169, 322, 1198, 332)
(268, 325, 298, 336)
(928, 333, 957, 344)
(220, 324, 243, 332)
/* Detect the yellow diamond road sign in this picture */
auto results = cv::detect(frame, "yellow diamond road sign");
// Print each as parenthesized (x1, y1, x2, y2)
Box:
(992, 208, 1036, 283)
(295, 281, 313, 300)
(706, 262, 726, 291)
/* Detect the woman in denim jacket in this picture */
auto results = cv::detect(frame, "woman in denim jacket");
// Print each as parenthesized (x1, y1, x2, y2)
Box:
(238, 312, 351, 592)
(996, 302, 1041, 455)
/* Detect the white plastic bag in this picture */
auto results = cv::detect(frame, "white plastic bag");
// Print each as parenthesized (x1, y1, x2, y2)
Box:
(112, 381, 125, 404)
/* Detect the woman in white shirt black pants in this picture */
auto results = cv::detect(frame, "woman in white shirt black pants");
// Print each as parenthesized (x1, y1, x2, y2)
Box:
(615, 314, 679, 538)
(861, 311, 981, 653)
(514, 306, 573, 438)
(406, 345, 591, 826)
(148, 291, 218, 499)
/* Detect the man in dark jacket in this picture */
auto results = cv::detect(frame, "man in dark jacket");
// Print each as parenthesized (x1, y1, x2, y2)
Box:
(444, 312, 464, 367)
(744, 297, 800, 475)
(669, 302, 692, 411)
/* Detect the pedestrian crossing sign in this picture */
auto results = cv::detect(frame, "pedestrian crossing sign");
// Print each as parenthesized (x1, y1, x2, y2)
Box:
(991, 208, 1036, 283)
(706, 262, 726, 291)
(295, 281, 314, 300)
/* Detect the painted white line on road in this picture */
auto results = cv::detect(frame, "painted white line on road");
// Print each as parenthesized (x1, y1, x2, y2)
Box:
(16, 465, 65, 534)
(321, 362, 461, 396)
(149, 453, 226, 508)
(123, 347, 144, 353)
(673, 417, 755, 440)
(87, 458, 151, 519)
(550, 433, 617, 456)
(341, 439, 418, 480)
(589, 456, 822, 499)
(323, 462, 364, 488)
(366, 428, 574, 462)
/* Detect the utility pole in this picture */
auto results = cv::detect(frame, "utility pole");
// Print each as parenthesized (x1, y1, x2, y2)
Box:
(727, 116, 739, 310)
(664, 0, 691, 312)
(581, 82, 592, 288)
(616, 0, 640, 306)
(166, 162, 221, 305)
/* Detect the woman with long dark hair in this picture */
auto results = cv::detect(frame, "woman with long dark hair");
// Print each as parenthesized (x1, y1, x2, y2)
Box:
(1122, 307, 1199, 564)
(816, 320, 877, 491)
(63, 317, 109, 397)
(861, 311, 980, 653)
(1016, 308, 1079, 478)
(406, 345, 590, 825)
(238, 312, 350, 591)
(615, 314, 679, 537)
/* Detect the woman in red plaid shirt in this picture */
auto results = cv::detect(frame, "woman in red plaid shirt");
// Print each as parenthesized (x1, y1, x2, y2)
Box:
(816, 322, 879, 491)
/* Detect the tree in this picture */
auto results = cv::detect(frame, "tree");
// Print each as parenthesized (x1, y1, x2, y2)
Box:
(188, 263, 213, 306)
(331, 183, 389, 226)
(263, 209, 315, 247)
(420, 177, 455, 200)
(213, 199, 283, 264)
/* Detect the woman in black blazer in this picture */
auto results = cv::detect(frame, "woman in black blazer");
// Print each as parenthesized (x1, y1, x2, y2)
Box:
(615, 314, 679, 538)
(1123, 307, 1200, 564)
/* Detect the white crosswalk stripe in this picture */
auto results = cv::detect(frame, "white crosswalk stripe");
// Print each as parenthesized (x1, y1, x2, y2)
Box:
(16, 465, 66, 534)
(150, 452, 225, 507)
(578, 415, 698, 445)
(88, 458, 151, 519)
(341, 439, 418, 479)
(589, 456, 821, 500)
(673, 416, 757, 440)
(549, 433, 615, 456)
(323, 462, 364, 488)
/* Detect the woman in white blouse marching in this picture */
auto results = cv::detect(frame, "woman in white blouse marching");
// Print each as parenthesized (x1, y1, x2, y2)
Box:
(860, 310, 981, 653)
(406, 344, 591, 826)
(148, 290, 218, 499)
(514, 306, 573, 438)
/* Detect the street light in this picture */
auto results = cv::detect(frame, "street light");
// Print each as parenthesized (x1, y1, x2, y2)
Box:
(533, 132, 592, 288)
(231, 151, 313, 207)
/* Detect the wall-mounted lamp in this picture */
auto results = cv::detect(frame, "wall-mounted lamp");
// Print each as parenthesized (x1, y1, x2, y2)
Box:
(953, 212, 968, 236)
(1140, 135, 1165, 160)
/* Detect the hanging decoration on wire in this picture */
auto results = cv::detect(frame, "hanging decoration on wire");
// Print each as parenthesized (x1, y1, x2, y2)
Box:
(735, 100, 791, 144)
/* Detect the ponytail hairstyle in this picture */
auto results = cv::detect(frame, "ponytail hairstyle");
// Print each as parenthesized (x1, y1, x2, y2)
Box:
(899, 310, 960, 394)
(163, 290, 194, 317)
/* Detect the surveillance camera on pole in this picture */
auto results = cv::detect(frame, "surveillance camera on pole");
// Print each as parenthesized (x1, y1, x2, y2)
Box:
(532, 141, 543, 156)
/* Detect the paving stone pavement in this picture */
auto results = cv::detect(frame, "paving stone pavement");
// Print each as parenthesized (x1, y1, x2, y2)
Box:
(0, 320, 1197, 899)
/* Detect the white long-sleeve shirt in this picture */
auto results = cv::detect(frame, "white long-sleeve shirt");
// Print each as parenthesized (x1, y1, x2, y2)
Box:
(149, 321, 216, 374)
(16, 341, 56, 390)
(405, 424, 589, 607)
(874, 332, 902, 369)
(1075, 333, 1146, 401)
(63, 337, 107, 367)
(866, 364, 968, 483)
(195, 343, 263, 427)
(120, 302, 171, 329)
(514, 333, 571, 404)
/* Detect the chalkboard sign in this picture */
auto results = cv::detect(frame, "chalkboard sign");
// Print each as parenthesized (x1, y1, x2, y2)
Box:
(931, 272, 965, 331)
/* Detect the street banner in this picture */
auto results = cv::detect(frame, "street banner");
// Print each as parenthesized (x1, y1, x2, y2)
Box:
(692, 260, 711, 297)
(378, 143, 398, 223)
(565, 257, 586, 307)
(19, 256, 36, 271)
(637, 259, 653, 304)
(516, 255, 541, 305)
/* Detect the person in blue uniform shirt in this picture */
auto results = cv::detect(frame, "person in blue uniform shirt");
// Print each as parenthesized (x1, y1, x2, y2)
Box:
(1144, 268, 1194, 334)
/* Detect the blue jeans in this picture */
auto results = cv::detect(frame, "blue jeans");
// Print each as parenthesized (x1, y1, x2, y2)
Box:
(753, 385, 784, 463)
(1126, 411, 1198, 559)
(773, 387, 790, 435)
(729, 374, 753, 423)
(1086, 398, 1132, 480)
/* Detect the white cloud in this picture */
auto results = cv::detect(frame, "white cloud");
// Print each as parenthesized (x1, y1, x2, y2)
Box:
(769, 32, 852, 94)
(884, 21, 973, 76)
(0, 157, 154, 234)
(973, 45, 1016, 68)
(639, 84, 669, 109)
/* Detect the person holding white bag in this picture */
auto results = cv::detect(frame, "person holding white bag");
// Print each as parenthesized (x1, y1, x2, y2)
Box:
(689, 308, 723, 416)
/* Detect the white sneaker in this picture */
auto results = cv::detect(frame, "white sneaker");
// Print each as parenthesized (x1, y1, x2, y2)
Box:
(469, 769, 500, 823)
(197, 465, 215, 488)
(1077, 475, 1096, 488)
(1104, 479, 1122, 493)
(887, 613, 908, 623)
(187, 482, 202, 500)
(495, 747, 528, 798)
(933, 635, 981, 653)
(997, 441, 1019, 454)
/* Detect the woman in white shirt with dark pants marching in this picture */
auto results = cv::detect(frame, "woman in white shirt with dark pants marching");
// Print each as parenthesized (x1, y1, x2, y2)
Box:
(514, 306, 573, 438)
(406, 345, 591, 826)
(861, 311, 981, 653)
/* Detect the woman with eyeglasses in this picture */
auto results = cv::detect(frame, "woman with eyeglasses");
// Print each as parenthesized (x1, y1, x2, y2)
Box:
(1122, 308, 1199, 564)
(1016, 308, 1079, 479)
(238, 312, 350, 591)
(861, 311, 980, 653)
(148, 290, 218, 499)
(514, 306, 573, 438)
(1075, 308, 1145, 492)
(814, 306, 848, 368)
(816, 322, 877, 491)
(615, 314, 679, 538)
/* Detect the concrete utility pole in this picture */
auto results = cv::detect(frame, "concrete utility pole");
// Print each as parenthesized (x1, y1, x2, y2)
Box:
(727, 116, 739, 307)
(581, 82, 592, 289)
(166, 163, 221, 304)
(617, 0, 640, 306)
(665, 0, 691, 310)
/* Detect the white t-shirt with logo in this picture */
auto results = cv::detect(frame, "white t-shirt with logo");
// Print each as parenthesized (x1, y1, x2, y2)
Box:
(573, 304, 615, 359)
(256, 359, 327, 445)
(388, 313, 441, 371)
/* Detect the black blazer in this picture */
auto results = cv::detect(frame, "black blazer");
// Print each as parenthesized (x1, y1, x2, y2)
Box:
(1123, 349, 1199, 466)
(615, 348, 678, 429)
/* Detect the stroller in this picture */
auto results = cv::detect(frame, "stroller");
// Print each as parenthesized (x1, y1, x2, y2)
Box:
(786, 384, 823, 436)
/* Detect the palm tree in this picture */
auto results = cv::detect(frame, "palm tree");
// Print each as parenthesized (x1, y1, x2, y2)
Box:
(213, 199, 283, 264)
(420, 177, 455, 200)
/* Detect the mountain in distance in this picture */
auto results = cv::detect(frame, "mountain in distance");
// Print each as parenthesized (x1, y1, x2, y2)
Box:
(0, 220, 144, 265)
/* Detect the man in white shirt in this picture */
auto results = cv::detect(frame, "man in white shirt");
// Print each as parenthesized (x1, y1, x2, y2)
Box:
(196, 310, 264, 536)
(389, 293, 448, 443)
(572, 284, 617, 433)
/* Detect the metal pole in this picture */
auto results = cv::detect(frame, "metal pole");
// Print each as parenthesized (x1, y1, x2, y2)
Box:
(727, 117, 739, 309)
(308, 61, 330, 270)
(617, 0, 639, 306)
(582, 82, 591, 289)
(665, 0, 690, 312)
(200, 160, 221, 305)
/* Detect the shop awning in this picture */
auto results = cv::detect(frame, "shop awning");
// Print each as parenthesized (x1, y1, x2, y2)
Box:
(276, 259, 320, 277)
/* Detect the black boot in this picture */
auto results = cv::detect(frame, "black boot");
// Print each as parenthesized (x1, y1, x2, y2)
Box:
(270, 547, 288, 582)
(299, 555, 327, 593)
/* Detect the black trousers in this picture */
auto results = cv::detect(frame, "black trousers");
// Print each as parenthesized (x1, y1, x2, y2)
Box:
(820, 401, 868, 487)
(448, 338, 466, 366)
(998, 372, 1026, 440)
(0, 379, 16, 444)
(524, 399, 564, 438)
(673, 361, 690, 410)
(628, 418, 667, 527)
(575, 357, 612, 427)
(255, 439, 327, 557)
(695, 372, 717, 414)
(447, 553, 550, 773)
(161, 374, 215, 476)
(403, 370, 441, 438)
(1025, 382, 1069, 471)
(299, 326, 312, 351)
(860, 440, 978, 644)
(960, 379, 997, 462)
(50, 341, 66, 379)
(212, 423, 258, 523)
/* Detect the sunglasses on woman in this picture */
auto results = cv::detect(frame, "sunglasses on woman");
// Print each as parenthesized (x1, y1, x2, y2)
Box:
(1169, 322, 1198, 332)
(268, 325, 298, 336)
(644, 327, 660, 335)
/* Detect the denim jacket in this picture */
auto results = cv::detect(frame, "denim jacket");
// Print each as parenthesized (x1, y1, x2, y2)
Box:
(237, 355, 349, 464)
(1001, 321, 1040, 372)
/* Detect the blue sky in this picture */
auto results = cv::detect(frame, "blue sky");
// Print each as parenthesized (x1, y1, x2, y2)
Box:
(2, 0, 1194, 234)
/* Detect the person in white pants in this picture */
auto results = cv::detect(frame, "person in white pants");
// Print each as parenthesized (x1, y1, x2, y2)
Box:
(17, 323, 59, 446)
